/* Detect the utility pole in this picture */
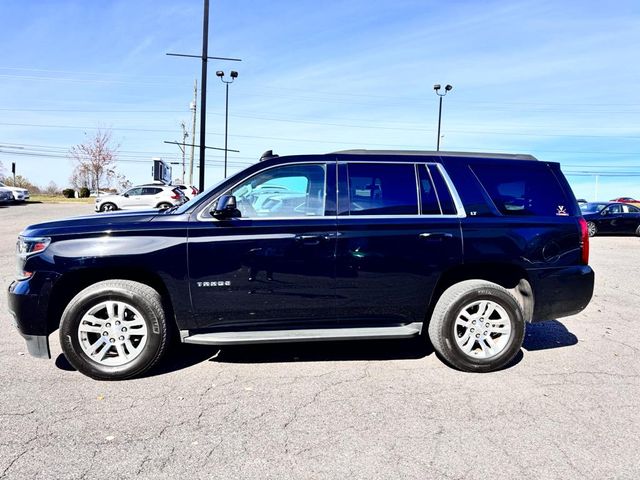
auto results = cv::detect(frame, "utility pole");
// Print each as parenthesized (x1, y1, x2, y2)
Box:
(165, 0, 241, 191)
(181, 122, 188, 182)
(198, 0, 209, 193)
(189, 79, 197, 185)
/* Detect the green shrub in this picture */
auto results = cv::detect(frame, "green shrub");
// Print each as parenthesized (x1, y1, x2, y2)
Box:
(62, 188, 76, 198)
(79, 187, 90, 198)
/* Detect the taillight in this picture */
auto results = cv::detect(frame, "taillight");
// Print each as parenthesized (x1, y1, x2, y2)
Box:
(578, 217, 589, 264)
(170, 189, 181, 200)
(191, 187, 198, 196)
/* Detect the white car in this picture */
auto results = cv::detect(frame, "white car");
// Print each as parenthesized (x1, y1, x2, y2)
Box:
(94, 185, 186, 212)
(0, 182, 29, 202)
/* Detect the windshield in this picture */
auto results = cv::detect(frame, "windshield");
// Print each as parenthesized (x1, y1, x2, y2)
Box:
(580, 202, 608, 213)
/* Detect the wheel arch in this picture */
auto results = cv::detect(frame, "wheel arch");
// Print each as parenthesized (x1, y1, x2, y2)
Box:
(428, 263, 534, 324)
(46, 267, 177, 335)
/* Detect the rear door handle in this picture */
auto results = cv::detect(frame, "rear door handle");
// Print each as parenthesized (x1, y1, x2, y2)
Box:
(419, 232, 453, 240)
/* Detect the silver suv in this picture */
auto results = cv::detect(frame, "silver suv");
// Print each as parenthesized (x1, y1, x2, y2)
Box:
(94, 185, 185, 212)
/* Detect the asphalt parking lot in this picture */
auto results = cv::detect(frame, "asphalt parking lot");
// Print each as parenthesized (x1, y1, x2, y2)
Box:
(0, 203, 638, 479)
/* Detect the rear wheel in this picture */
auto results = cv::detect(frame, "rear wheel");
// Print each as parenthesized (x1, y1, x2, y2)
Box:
(59, 280, 169, 380)
(587, 221, 597, 237)
(428, 280, 525, 372)
(100, 202, 117, 212)
(636, 225, 640, 237)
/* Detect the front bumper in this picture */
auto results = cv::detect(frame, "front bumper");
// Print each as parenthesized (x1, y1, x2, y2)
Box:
(8, 277, 54, 359)
(529, 265, 595, 321)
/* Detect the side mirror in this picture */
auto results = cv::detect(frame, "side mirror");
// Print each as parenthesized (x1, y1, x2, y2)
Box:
(601, 210, 608, 216)
(211, 195, 241, 219)
(123, 193, 129, 198)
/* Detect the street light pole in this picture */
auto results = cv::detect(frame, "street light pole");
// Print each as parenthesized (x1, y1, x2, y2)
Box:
(433, 84, 453, 151)
(224, 81, 229, 177)
(216, 70, 238, 178)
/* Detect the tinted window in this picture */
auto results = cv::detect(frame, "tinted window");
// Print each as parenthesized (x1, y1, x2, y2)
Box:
(622, 204, 639, 213)
(428, 165, 457, 214)
(580, 203, 608, 213)
(126, 188, 143, 196)
(142, 187, 162, 195)
(417, 165, 440, 214)
(230, 164, 325, 218)
(348, 163, 418, 215)
(472, 163, 573, 217)
(604, 204, 622, 214)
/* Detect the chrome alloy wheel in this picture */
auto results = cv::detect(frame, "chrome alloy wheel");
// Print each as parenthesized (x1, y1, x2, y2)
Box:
(454, 300, 512, 359)
(77, 301, 148, 366)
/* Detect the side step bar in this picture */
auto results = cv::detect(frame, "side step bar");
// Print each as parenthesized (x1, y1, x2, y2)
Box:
(182, 323, 423, 346)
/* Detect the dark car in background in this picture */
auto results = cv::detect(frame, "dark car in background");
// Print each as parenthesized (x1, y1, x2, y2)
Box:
(0, 187, 14, 205)
(8, 150, 594, 380)
(582, 202, 640, 237)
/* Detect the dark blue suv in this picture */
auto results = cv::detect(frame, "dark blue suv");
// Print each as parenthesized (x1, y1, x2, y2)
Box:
(7, 150, 594, 379)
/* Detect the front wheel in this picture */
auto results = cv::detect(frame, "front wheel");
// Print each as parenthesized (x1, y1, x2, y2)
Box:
(157, 202, 172, 209)
(100, 202, 117, 212)
(59, 280, 169, 380)
(635, 225, 640, 237)
(587, 221, 597, 237)
(428, 280, 525, 372)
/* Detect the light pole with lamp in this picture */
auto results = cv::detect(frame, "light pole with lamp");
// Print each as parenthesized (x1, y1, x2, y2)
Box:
(433, 84, 452, 151)
(216, 70, 238, 178)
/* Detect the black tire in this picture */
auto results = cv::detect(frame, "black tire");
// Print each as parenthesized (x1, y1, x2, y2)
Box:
(59, 280, 169, 380)
(100, 202, 117, 212)
(157, 202, 172, 209)
(635, 225, 640, 237)
(587, 221, 597, 237)
(428, 280, 525, 373)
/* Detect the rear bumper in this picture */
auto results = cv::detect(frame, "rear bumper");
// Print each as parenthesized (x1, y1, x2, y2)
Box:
(529, 265, 594, 321)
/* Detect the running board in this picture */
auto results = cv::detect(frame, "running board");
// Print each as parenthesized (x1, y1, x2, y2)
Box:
(182, 323, 423, 346)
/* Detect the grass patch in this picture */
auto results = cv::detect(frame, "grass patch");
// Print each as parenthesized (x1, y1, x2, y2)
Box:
(27, 195, 94, 204)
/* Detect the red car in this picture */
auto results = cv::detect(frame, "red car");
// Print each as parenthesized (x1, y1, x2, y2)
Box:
(611, 196, 639, 203)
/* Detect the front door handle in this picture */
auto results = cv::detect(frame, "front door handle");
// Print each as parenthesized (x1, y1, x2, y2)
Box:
(419, 232, 453, 240)
(295, 234, 325, 245)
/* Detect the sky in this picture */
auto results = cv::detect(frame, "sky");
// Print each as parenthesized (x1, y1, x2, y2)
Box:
(1, 0, 639, 201)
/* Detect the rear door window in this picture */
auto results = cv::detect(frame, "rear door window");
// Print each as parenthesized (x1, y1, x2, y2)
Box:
(347, 163, 418, 215)
(428, 165, 457, 215)
(471, 163, 574, 217)
(417, 165, 440, 214)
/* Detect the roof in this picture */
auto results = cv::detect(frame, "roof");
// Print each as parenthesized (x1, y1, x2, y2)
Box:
(333, 149, 538, 161)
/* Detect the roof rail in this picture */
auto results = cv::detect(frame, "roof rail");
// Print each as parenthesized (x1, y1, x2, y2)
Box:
(333, 149, 538, 161)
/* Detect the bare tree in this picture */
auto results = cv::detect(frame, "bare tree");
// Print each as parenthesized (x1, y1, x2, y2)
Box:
(114, 173, 132, 192)
(68, 130, 118, 192)
(44, 181, 59, 195)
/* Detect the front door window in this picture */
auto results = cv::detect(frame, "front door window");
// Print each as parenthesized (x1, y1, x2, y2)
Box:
(229, 164, 326, 218)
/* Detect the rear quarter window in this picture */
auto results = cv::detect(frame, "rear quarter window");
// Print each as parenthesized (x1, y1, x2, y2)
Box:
(471, 163, 575, 217)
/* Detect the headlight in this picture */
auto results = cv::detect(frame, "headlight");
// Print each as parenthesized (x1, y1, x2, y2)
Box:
(17, 236, 51, 257)
(16, 236, 51, 280)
